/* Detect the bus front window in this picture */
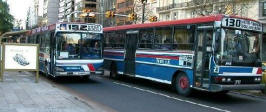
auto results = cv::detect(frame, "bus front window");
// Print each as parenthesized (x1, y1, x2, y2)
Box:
(57, 33, 81, 59)
(217, 29, 260, 66)
(80, 33, 101, 59)
(56, 33, 102, 59)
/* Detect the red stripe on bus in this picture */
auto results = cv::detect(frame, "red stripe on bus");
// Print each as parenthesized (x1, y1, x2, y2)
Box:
(136, 54, 179, 60)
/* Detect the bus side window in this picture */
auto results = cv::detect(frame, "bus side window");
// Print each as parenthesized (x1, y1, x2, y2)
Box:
(173, 27, 193, 51)
(107, 31, 125, 49)
(139, 28, 153, 49)
(154, 27, 172, 50)
(44, 32, 50, 54)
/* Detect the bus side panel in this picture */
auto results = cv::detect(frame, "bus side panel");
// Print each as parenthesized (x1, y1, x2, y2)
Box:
(185, 69, 194, 86)
(135, 63, 194, 85)
(103, 59, 112, 70)
(116, 61, 125, 74)
(135, 63, 175, 83)
(103, 50, 125, 73)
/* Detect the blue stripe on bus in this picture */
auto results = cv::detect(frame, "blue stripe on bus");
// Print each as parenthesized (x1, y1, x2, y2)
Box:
(136, 57, 179, 66)
(93, 63, 104, 70)
(219, 67, 253, 74)
(116, 61, 125, 73)
(104, 55, 124, 60)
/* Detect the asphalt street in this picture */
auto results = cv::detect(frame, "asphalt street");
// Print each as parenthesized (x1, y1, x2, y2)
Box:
(50, 72, 266, 112)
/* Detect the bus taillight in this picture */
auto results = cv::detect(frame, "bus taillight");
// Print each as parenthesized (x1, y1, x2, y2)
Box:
(257, 67, 262, 74)
(87, 64, 95, 72)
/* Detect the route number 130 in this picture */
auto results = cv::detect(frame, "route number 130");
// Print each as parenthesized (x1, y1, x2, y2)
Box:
(224, 18, 241, 27)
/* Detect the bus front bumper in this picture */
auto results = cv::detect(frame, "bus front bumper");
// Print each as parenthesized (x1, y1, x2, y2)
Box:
(209, 84, 265, 92)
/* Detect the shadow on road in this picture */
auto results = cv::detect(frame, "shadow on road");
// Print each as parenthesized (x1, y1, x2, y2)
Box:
(40, 72, 262, 105)
(106, 75, 260, 104)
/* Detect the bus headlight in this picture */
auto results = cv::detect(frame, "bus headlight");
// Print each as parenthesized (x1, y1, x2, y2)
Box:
(254, 77, 261, 82)
(222, 78, 226, 82)
(227, 78, 231, 82)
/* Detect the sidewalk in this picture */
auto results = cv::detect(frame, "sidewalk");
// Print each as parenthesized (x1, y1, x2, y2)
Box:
(0, 71, 101, 112)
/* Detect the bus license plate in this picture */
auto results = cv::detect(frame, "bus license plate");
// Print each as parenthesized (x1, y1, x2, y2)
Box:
(234, 80, 241, 85)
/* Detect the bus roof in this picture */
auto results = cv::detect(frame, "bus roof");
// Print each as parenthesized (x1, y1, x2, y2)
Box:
(103, 14, 260, 32)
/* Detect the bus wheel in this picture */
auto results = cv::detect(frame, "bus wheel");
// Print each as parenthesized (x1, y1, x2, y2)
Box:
(175, 73, 192, 96)
(110, 63, 118, 79)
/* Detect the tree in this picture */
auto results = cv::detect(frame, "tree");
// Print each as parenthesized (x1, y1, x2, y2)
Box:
(133, 0, 155, 24)
(191, 0, 254, 17)
(0, 0, 14, 35)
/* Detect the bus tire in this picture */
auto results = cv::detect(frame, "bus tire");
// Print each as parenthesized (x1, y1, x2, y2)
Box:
(110, 63, 118, 79)
(175, 72, 192, 96)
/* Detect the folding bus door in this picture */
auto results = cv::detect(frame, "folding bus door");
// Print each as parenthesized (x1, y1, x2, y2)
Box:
(195, 27, 213, 88)
(124, 30, 138, 76)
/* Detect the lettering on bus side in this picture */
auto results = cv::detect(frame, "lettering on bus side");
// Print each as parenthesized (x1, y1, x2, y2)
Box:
(156, 58, 170, 65)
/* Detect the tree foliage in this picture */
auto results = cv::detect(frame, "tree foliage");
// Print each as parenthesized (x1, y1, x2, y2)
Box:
(0, 0, 14, 35)
(191, 0, 254, 17)
(133, 0, 155, 24)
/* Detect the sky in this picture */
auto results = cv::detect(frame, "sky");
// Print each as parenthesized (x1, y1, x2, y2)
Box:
(6, 0, 33, 28)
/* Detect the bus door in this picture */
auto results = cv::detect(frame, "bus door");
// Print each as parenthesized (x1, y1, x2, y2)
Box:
(49, 32, 55, 75)
(124, 30, 138, 76)
(195, 26, 213, 88)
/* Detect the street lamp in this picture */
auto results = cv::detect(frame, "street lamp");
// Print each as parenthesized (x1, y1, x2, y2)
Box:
(140, 0, 147, 23)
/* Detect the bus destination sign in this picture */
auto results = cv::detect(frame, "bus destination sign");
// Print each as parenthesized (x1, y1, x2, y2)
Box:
(56, 23, 103, 33)
(221, 17, 262, 32)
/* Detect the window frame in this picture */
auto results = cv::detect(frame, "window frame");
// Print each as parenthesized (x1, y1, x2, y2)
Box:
(263, 2, 266, 16)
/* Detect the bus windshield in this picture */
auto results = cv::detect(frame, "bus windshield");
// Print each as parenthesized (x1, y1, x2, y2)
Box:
(56, 32, 101, 59)
(217, 29, 260, 66)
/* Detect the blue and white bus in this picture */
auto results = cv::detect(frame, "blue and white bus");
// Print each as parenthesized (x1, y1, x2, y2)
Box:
(103, 15, 264, 96)
(28, 23, 104, 79)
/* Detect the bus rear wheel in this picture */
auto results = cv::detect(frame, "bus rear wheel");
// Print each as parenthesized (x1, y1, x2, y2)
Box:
(175, 73, 192, 96)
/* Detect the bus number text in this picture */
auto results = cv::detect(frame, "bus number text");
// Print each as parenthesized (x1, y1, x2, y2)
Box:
(156, 58, 170, 65)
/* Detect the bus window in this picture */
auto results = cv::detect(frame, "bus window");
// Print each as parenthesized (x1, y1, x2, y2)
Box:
(105, 31, 125, 49)
(139, 28, 154, 49)
(219, 29, 260, 66)
(56, 33, 81, 59)
(173, 28, 193, 50)
(43, 33, 50, 54)
(154, 27, 172, 50)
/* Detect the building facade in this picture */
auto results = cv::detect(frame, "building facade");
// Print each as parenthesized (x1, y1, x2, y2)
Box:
(58, 0, 99, 23)
(43, 0, 59, 25)
(102, 0, 159, 27)
(156, 0, 266, 24)
(102, 0, 116, 27)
